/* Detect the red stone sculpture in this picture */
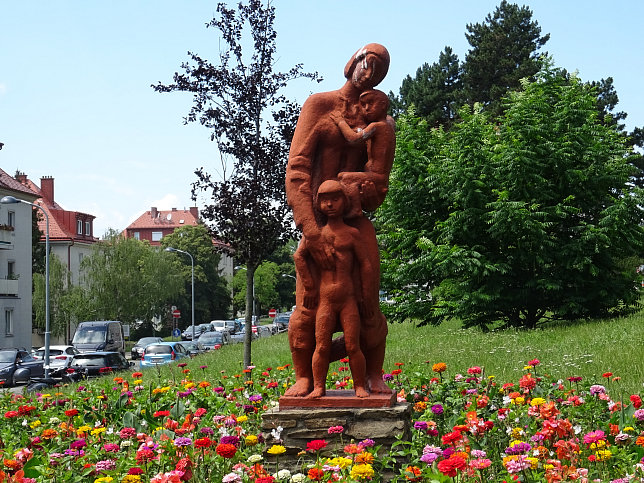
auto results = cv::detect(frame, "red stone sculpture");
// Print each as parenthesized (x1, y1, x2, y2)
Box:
(285, 43, 395, 398)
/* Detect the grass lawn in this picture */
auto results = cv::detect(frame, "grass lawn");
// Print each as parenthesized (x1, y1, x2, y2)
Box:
(150, 310, 644, 396)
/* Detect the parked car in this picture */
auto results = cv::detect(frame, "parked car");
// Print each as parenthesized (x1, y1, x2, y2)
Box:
(210, 320, 232, 334)
(240, 323, 272, 339)
(198, 331, 230, 350)
(33, 345, 80, 370)
(224, 320, 241, 334)
(181, 323, 212, 341)
(274, 311, 292, 331)
(130, 337, 164, 360)
(140, 342, 190, 368)
(182, 341, 207, 357)
(54, 351, 130, 378)
(0, 348, 45, 386)
(72, 321, 125, 355)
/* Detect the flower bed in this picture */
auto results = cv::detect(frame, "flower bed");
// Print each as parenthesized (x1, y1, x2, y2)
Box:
(0, 359, 643, 482)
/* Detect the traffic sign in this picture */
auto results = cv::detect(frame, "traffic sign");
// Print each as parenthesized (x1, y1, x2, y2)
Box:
(268, 308, 277, 318)
(172, 328, 181, 338)
(172, 309, 181, 318)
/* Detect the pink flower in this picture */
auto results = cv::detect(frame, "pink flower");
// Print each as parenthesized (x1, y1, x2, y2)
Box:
(328, 425, 344, 434)
(583, 430, 606, 444)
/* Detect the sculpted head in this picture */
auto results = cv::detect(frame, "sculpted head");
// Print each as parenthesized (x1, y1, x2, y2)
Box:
(316, 179, 348, 218)
(359, 89, 389, 122)
(344, 43, 390, 91)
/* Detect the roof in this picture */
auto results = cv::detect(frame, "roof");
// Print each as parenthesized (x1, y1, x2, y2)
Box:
(126, 208, 199, 230)
(18, 176, 97, 243)
(0, 168, 38, 198)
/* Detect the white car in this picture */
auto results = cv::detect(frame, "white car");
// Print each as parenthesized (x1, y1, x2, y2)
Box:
(32, 345, 81, 369)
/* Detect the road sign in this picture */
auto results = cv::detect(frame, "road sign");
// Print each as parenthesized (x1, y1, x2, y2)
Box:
(172, 328, 181, 338)
(268, 308, 277, 318)
(172, 309, 181, 318)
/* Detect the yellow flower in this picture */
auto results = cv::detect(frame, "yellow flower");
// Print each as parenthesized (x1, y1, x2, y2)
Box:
(133, 379, 143, 385)
(183, 382, 195, 389)
(245, 435, 258, 446)
(590, 440, 606, 450)
(29, 420, 41, 429)
(527, 457, 538, 469)
(77, 425, 92, 435)
(513, 396, 525, 405)
(41, 394, 52, 399)
(97, 395, 105, 400)
(91, 427, 106, 436)
(511, 428, 524, 439)
(326, 457, 352, 469)
(94, 477, 114, 483)
(624, 426, 635, 432)
(349, 463, 375, 480)
(267, 444, 286, 455)
(121, 476, 142, 483)
(530, 397, 546, 406)
(509, 439, 525, 447)
(237, 415, 248, 423)
(595, 449, 612, 461)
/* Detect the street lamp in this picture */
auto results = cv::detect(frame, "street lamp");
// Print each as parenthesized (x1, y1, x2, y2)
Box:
(165, 247, 195, 341)
(0, 196, 51, 377)
(282, 273, 296, 281)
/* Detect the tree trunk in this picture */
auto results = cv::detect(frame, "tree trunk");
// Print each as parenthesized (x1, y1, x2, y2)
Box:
(243, 265, 256, 372)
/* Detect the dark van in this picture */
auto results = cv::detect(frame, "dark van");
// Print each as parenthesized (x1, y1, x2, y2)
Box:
(72, 321, 125, 356)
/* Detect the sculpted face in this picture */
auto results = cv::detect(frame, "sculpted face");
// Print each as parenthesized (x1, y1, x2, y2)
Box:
(345, 44, 390, 91)
(317, 180, 347, 218)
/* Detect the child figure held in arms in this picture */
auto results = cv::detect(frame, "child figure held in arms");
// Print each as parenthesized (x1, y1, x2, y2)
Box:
(294, 179, 376, 398)
(331, 89, 396, 218)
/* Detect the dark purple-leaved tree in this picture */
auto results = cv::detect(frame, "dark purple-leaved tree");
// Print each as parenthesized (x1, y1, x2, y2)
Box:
(153, 0, 319, 368)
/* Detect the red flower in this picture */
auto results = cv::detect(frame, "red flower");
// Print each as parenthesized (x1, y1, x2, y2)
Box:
(441, 431, 462, 445)
(602, 372, 613, 378)
(527, 359, 540, 367)
(128, 467, 144, 475)
(306, 439, 328, 452)
(175, 457, 193, 481)
(153, 410, 170, 418)
(307, 468, 325, 481)
(630, 394, 642, 409)
(255, 478, 275, 483)
(64, 409, 79, 417)
(519, 374, 537, 392)
(215, 443, 237, 459)
(194, 437, 212, 449)
(4, 411, 18, 419)
(437, 455, 467, 477)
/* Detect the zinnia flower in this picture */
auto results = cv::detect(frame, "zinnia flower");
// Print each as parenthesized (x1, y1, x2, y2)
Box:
(306, 439, 327, 452)
(437, 455, 467, 477)
(215, 443, 237, 458)
(432, 362, 447, 373)
(266, 444, 286, 455)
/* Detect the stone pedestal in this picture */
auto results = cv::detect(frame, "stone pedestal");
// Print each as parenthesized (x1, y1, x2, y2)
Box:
(261, 397, 412, 475)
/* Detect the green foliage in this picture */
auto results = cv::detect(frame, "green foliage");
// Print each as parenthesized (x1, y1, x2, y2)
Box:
(462, 0, 549, 117)
(233, 261, 280, 316)
(161, 225, 231, 326)
(378, 65, 644, 330)
(75, 230, 184, 327)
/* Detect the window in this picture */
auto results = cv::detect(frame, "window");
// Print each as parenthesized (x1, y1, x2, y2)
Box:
(7, 211, 15, 228)
(77, 220, 82, 235)
(151, 231, 163, 242)
(5, 309, 13, 336)
(7, 261, 15, 279)
(85, 221, 91, 236)
(133, 232, 140, 240)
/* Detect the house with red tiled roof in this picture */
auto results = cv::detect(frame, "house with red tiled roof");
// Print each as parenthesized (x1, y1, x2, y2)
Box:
(124, 207, 234, 282)
(0, 168, 39, 350)
(16, 174, 98, 290)
(125, 207, 200, 246)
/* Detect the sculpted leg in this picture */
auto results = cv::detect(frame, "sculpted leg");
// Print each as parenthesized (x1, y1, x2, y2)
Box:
(309, 310, 335, 398)
(284, 308, 315, 397)
(362, 311, 392, 394)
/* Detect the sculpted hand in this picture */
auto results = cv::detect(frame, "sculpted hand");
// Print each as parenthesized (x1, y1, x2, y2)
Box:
(359, 179, 380, 211)
(303, 290, 319, 310)
(305, 233, 335, 270)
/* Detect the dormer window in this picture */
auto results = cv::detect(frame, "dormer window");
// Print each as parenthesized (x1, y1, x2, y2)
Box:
(77, 220, 83, 235)
(85, 221, 91, 236)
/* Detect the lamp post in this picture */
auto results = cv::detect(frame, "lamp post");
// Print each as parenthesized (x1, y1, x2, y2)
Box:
(282, 273, 296, 281)
(165, 247, 195, 341)
(0, 196, 51, 377)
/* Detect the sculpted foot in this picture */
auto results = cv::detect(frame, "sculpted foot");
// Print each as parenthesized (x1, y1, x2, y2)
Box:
(307, 387, 326, 398)
(368, 377, 393, 394)
(355, 387, 369, 398)
(284, 379, 313, 397)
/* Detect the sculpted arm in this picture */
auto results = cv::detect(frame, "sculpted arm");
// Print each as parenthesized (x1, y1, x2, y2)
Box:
(286, 96, 335, 269)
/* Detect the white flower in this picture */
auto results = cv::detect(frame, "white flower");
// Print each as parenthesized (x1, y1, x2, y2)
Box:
(271, 426, 283, 440)
(248, 454, 263, 463)
(21, 419, 28, 427)
(290, 474, 306, 483)
(276, 469, 291, 479)
(120, 440, 133, 448)
(48, 417, 60, 424)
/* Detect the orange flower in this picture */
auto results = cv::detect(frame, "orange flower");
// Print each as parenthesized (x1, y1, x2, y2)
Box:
(432, 363, 447, 373)
(404, 465, 422, 481)
(41, 429, 58, 440)
(635, 436, 644, 447)
(3, 459, 20, 471)
(355, 452, 374, 464)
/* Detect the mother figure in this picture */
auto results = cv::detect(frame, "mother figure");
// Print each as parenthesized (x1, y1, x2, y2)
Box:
(285, 43, 394, 397)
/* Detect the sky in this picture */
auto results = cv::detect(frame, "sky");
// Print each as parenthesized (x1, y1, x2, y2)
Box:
(1, 1, 643, 237)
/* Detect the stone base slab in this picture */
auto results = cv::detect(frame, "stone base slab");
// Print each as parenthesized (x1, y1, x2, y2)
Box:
(279, 389, 396, 409)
